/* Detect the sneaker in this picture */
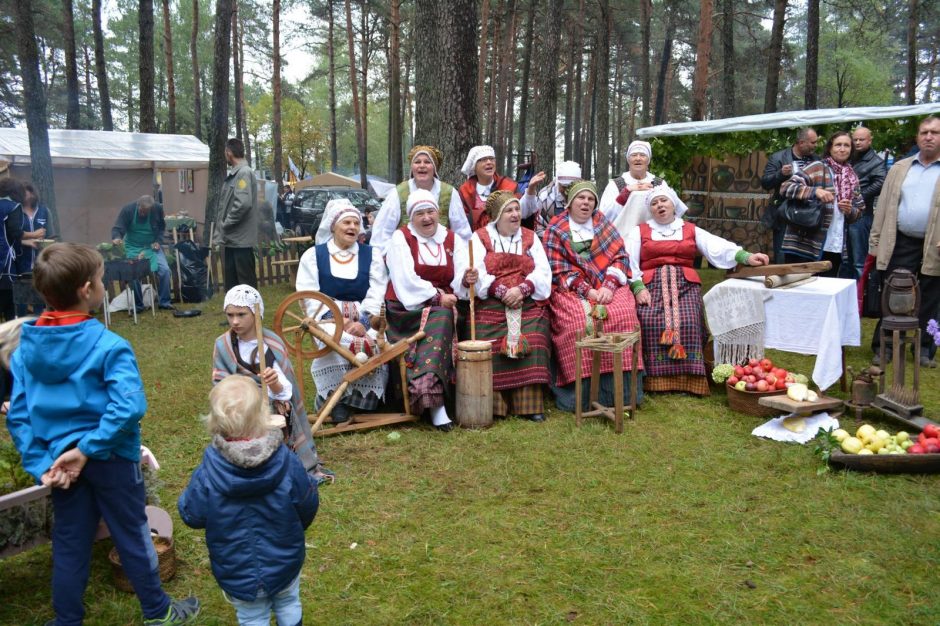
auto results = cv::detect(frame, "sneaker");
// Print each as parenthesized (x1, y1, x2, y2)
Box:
(144, 597, 200, 625)
(312, 464, 336, 486)
(919, 356, 938, 368)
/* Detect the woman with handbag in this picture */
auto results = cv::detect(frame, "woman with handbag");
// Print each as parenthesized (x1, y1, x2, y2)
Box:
(779, 130, 864, 276)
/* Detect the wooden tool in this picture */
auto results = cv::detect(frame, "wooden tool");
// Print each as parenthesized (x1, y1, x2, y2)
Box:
(764, 273, 815, 289)
(254, 303, 267, 398)
(726, 261, 831, 279)
(468, 242, 476, 341)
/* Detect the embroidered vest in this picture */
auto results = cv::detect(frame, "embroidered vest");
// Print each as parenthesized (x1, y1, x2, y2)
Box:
(638, 221, 700, 285)
(314, 243, 372, 302)
(477, 227, 536, 290)
(385, 228, 456, 301)
(397, 181, 454, 229)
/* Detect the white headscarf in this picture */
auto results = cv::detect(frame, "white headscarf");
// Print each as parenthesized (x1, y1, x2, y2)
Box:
(461, 145, 496, 178)
(556, 160, 582, 185)
(626, 140, 652, 160)
(644, 184, 688, 219)
(406, 188, 438, 218)
(315, 198, 362, 245)
(224, 284, 264, 318)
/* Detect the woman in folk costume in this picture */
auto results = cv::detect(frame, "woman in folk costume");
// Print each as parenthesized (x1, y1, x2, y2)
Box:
(598, 140, 663, 237)
(453, 190, 552, 422)
(212, 285, 334, 484)
(543, 180, 643, 412)
(521, 160, 582, 240)
(370, 145, 472, 252)
(295, 199, 389, 424)
(626, 186, 769, 395)
(457, 145, 527, 231)
(384, 189, 476, 432)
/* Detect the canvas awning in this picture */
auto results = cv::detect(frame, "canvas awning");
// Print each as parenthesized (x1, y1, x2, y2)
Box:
(636, 104, 940, 138)
(295, 171, 362, 190)
(0, 128, 209, 169)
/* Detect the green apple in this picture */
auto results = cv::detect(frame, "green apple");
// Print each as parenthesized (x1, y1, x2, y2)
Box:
(832, 428, 850, 443)
(856, 424, 876, 440)
(735, 381, 747, 391)
(858, 448, 874, 455)
(877, 447, 891, 455)
(896, 431, 911, 443)
(841, 437, 864, 454)
(876, 429, 891, 441)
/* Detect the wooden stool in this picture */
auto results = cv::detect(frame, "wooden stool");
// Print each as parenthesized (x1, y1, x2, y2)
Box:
(574, 330, 641, 434)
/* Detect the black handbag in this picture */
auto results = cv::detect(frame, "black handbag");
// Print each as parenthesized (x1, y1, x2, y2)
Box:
(861, 268, 882, 318)
(780, 166, 830, 229)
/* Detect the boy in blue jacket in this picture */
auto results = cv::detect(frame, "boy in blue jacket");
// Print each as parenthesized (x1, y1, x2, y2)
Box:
(179, 375, 318, 626)
(5, 243, 200, 626)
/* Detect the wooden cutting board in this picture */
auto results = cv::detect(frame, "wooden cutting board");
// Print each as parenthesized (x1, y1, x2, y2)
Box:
(726, 261, 832, 279)
(757, 393, 843, 415)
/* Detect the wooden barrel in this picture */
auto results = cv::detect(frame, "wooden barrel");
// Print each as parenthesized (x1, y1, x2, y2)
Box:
(455, 340, 493, 429)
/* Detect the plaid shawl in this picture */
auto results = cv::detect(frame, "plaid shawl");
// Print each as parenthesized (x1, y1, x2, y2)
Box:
(544, 210, 629, 293)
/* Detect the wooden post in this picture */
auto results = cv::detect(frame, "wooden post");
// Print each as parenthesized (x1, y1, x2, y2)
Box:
(171, 227, 184, 303)
(468, 242, 476, 341)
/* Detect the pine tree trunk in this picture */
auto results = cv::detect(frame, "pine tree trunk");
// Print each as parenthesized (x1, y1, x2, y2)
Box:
(273, 0, 284, 185)
(582, 46, 596, 179)
(413, 0, 440, 148)
(191, 0, 202, 139)
(345, 0, 367, 187)
(63, 0, 81, 129)
(804, 0, 818, 109)
(204, 0, 233, 241)
(486, 0, 502, 145)
(594, 0, 610, 189)
(563, 23, 574, 161)
(763, 0, 787, 113)
(388, 0, 402, 181)
(402, 31, 413, 149)
(691, 0, 713, 121)
(359, 4, 369, 178)
(14, 0, 59, 231)
(161, 0, 176, 133)
(494, 0, 517, 172)
(653, 16, 674, 125)
(232, 6, 243, 144)
(92, 0, 113, 130)
(328, 0, 338, 171)
(721, 0, 734, 117)
(83, 44, 93, 124)
(139, 0, 157, 132)
(573, 36, 583, 164)
(502, 5, 518, 175)
(516, 0, 534, 153)
(476, 0, 491, 123)
(639, 0, 652, 126)
(238, 9, 250, 164)
(906, 0, 918, 104)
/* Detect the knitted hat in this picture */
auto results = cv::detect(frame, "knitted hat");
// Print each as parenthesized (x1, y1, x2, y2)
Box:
(626, 140, 652, 160)
(644, 184, 688, 219)
(406, 188, 439, 218)
(564, 179, 599, 209)
(556, 161, 582, 185)
(315, 199, 362, 245)
(485, 190, 519, 222)
(461, 145, 496, 177)
(408, 145, 443, 176)
(224, 284, 264, 318)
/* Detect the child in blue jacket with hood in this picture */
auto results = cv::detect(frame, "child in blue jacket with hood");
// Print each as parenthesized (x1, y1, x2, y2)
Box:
(179, 374, 319, 626)
(5, 243, 199, 626)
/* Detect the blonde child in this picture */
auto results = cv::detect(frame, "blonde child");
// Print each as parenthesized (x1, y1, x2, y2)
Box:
(179, 375, 318, 625)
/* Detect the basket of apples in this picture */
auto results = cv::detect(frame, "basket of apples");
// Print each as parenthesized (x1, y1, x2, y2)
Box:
(713, 357, 803, 417)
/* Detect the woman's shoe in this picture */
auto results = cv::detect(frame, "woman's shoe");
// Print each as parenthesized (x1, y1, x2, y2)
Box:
(522, 413, 545, 422)
(435, 422, 454, 432)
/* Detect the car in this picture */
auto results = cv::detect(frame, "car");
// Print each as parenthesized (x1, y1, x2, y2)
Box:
(289, 186, 382, 236)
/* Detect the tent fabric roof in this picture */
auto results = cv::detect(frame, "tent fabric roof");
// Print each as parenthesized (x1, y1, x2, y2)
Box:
(295, 171, 362, 190)
(636, 104, 940, 138)
(0, 128, 210, 169)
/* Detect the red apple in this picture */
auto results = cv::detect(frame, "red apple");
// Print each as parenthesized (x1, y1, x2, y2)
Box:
(743, 366, 753, 376)
(918, 433, 928, 445)
(924, 437, 940, 448)
(745, 382, 756, 391)
(926, 443, 940, 454)
(923, 424, 939, 439)
(734, 365, 745, 378)
(760, 358, 773, 371)
(774, 379, 787, 390)
(748, 358, 760, 368)
(773, 368, 787, 379)
(746, 375, 757, 384)
(753, 367, 764, 377)
(756, 380, 769, 392)
(727, 376, 739, 386)
(908, 444, 926, 454)
(765, 374, 777, 385)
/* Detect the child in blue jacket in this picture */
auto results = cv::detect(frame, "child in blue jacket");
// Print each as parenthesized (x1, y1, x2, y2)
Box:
(5, 242, 199, 626)
(179, 374, 318, 626)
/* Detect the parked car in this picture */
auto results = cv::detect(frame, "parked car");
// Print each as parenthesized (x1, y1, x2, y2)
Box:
(289, 186, 381, 236)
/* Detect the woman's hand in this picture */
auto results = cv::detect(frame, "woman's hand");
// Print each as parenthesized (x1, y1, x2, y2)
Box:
(463, 268, 479, 287)
(441, 293, 458, 308)
(837, 199, 852, 214)
(261, 367, 283, 393)
(526, 171, 546, 194)
(815, 188, 835, 203)
(502, 287, 524, 309)
(630, 182, 653, 192)
(595, 287, 614, 305)
(344, 320, 366, 337)
(747, 253, 770, 266)
(636, 289, 651, 306)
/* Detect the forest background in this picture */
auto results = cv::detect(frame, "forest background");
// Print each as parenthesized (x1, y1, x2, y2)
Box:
(2, 0, 939, 232)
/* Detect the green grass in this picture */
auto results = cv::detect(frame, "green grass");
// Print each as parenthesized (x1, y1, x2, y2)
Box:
(2, 271, 939, 625)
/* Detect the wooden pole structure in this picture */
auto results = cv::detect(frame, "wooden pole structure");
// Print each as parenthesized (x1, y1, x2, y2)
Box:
(171, 227, 184, 302)
(254, 303, 267, 398)
(206, 222, 215, 291)
(468, 242, 476, 340)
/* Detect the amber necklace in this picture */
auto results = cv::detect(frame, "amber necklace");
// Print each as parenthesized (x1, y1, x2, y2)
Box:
(330, 244, 356, 264)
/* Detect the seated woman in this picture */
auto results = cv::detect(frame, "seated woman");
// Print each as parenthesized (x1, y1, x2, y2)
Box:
(780, 130, 864, 276)
(212, 285, 333, 483)
(384, 189, 474, 431)
(625, 186, 770, 395)
(295, 199, 389, 424)
(543, 180, 643, 412)
(454, 190, 552, 422)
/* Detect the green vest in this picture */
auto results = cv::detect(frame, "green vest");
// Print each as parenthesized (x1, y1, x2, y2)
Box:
(397, 181, 453, 229)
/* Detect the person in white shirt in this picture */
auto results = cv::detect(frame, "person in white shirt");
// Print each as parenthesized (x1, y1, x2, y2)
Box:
(598, 140, 663, 237)
(521, 160, 582, 240)
(295, 199, 389, 424)
(626, 185, 768, 395)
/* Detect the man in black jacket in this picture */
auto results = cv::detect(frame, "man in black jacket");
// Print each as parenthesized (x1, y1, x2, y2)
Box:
(760, 128, 820, 263)
(111, 195, 174, 310)
(845, 126, 887, 279)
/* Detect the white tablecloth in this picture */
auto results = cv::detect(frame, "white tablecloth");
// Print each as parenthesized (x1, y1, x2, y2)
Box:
(704, 277, 861, 390)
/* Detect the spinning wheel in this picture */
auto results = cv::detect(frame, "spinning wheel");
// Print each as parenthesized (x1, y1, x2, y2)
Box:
(273, 291, 343, 360)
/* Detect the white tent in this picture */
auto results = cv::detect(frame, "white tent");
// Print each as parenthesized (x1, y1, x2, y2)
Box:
(637, 104, 940, 138)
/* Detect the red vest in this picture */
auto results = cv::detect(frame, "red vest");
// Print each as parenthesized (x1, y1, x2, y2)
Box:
(477, 227, 536, 289)
(458, 174, 520, 231)
(385, 227, 456, 301)
(638, 222, 700, 285)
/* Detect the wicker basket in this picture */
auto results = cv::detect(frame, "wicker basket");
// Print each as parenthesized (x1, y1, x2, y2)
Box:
(109, 535, 176, 593)
(726, 384, 787, 417)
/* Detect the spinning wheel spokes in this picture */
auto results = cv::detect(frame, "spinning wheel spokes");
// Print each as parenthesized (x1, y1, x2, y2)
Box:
(273, 291, 343, 359)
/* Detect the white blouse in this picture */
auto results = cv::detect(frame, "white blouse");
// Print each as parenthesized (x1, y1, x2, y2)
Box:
(625, 218, 743, 283)
(598, 172, 657, 236)
(453, 223, 552, 301)
(386, 224, 468, 311)
(295, 240, 389, 320)
(370, 178, 471, 252)
(235, 337, 292, 401)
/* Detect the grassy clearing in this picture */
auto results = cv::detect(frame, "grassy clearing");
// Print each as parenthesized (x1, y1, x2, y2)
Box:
(2, 271, 939, 625)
